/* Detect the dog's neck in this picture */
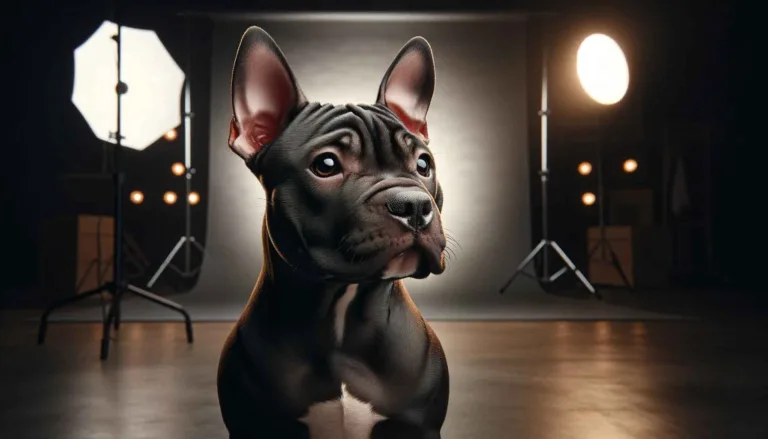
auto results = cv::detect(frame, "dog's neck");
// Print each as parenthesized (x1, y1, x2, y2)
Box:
(244, 222, 396, 330)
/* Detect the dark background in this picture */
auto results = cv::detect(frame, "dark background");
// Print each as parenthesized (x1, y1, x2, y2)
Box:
(3, 0, 761, 308)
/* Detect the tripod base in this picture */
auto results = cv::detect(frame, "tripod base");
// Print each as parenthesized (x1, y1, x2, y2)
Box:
(499, 239, 601, 299)
(588, 237, 634, 292)
(38, 281, 193, 360)
(147, 236, 206, 288)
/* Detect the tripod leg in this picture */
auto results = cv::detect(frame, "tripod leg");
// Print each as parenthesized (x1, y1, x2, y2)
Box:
(38, 283, 112, 345)
(607, 246, 634, 292)
(113, 290, 122, 331)
(190, 238, 205, 253)
(125, 284, 194, 343)
(499, 240, 548, 294)
(549, 241, 600, 298)
(588, 242, 600, 258)
(147, 236, 187, 288)
(100, 291, 120, 361)
(74, 260, 98, 292)
(548, 266, 569, 282)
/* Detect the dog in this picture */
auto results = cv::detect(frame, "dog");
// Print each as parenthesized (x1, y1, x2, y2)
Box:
(217, 27, 449, 439)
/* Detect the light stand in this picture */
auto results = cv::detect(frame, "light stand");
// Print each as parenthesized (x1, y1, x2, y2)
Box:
(38, 10, 194, 360)
(499, 42, 599, 298)
(147, 71, 205, 289)
(586, 117, 634, 291)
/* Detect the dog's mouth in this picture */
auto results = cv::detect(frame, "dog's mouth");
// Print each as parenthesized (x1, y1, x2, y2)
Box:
(380, 248, 422, 280)
(379, 240, 445, 281)
(304, 239, 444, 283)
(301, 224, 446, 282)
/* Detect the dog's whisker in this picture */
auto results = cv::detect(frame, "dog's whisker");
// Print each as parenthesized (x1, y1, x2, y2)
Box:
(444, 245, 458, 263)
(445, 233, 463, 252)
(445, 231, 460, 244)
(336, 234, 353, 252)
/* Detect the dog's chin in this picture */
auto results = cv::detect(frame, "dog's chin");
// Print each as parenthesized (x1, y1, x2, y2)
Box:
(379, 247, 444, 281)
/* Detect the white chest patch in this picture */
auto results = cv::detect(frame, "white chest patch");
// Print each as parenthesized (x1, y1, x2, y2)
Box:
(299, 385, 387, 439)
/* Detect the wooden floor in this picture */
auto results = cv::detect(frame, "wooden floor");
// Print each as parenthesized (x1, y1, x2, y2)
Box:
(1, 318, 767, 439)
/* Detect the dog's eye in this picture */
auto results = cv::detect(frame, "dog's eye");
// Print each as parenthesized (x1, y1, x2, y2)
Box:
(416, 154, 432, 177)
(311, 153, 342, 178)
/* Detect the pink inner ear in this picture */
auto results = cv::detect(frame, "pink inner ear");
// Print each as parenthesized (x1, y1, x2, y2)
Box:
(385, 100, 429, 141)
(229, 115, 278, 159)
(384, 51, 430, 141)
(231, 45, 296, 157)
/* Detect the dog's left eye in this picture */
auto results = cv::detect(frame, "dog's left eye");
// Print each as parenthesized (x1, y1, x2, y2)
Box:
(416, 154, 432, 177)
(311, 152, 342, 178)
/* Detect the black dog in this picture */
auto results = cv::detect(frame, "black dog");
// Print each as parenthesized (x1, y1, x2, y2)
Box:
(217, 27, 449, 439)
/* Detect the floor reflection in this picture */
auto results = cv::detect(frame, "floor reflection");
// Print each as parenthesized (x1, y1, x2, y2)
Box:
(1, 321, 766, 439)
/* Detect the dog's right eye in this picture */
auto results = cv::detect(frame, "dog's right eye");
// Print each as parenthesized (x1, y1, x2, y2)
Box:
(310, 153, 342, 178)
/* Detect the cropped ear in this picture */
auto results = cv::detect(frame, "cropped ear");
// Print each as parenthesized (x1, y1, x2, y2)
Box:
(376, 37, 436, 142)
(229, 27, 306, 161)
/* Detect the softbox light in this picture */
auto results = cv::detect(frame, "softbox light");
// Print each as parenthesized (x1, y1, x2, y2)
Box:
(71, 20, 185, 151)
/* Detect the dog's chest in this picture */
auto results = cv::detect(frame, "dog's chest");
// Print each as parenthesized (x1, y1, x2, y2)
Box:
(299, 284, 388, 439)
(299, 384, 386, 439)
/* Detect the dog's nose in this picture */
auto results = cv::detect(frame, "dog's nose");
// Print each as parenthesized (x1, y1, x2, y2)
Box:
(386, 191, 434, 231)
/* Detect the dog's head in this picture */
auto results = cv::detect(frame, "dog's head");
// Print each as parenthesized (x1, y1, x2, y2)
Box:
(228, 27, 446, 283)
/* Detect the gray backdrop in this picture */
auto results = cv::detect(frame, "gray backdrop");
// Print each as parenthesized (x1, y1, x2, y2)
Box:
(194, 13, 541, 315)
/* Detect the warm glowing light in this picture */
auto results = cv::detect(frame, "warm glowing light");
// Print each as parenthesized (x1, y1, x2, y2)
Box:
(582, 192, 596, 206)
(129, 190, 144, 204)
(623, 159, 638, 173)
(188, 192, 200, 205)
(576, 34, 629, 105)
(163, 191, 178, 205)
(171, 162, 186, 176)
(71, 21, 186, 150)
(578, 161, 592, 176)
(164, 129, 178, 141)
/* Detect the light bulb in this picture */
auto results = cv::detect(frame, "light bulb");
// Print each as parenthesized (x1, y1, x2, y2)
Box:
(582, 192, 596, 206)
(576, 34, 630, 105)
(129, 190, 144, 204)
(623, 159, 638, 173)
(163, 191, 178, 205)
(171, 162, 186, 176)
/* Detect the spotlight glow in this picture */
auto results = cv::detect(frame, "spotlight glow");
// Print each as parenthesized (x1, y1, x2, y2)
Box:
(171, 162, 186, 176)
(163, 191, 178, 205)
(578, 161, 593, 176)
(129, 190, 144, 204)
(576, 33, 629, 105)
(623, 159, 638, 173)
(188, 192, 200, 205)
(164, 129, 178, 141)
(582, 192, 596, 206)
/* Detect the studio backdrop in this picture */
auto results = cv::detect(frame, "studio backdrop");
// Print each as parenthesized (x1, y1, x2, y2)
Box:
(190, 13, 540, 318)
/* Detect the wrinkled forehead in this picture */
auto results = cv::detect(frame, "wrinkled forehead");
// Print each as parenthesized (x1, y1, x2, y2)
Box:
(282, 102, 423, 156)
(250, 102, 428, 179)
